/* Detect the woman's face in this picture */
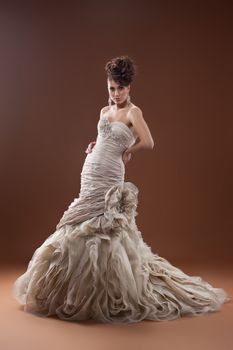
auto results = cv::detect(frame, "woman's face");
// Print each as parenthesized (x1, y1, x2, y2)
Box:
(107, 79, 130, 105)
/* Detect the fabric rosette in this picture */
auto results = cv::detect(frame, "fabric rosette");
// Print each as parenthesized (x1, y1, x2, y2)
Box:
(73, 181, 139, 237)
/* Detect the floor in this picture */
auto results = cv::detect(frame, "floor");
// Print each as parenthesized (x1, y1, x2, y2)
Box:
(1, 262, 232, 350)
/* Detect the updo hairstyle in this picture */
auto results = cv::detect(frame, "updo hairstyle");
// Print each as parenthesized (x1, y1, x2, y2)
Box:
(105, 55, 137, 86)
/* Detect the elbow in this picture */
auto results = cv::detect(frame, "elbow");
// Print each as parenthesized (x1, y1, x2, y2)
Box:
(151, 138, 156, 150)
(146, 140, 155, 150)
(146, 136, 155, 150)
(139, 138, 156, 150)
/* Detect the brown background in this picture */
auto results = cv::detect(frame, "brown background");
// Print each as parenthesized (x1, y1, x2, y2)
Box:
(1, 0, 232, 265)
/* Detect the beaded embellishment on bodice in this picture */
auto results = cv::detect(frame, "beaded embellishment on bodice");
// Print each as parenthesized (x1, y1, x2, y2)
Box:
(97, 115, 136, 149)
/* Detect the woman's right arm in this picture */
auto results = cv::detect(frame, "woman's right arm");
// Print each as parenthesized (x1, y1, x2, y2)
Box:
(85, 141, 96, 154)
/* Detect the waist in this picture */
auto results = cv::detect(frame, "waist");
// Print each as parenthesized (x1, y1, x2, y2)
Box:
(90, 142, 124, 158)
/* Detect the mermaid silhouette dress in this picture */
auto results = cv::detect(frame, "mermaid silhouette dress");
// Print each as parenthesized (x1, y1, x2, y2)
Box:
(12, 115, 231, 323)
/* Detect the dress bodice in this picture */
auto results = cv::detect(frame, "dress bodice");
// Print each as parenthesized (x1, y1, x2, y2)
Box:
(96, 115, 136, 151)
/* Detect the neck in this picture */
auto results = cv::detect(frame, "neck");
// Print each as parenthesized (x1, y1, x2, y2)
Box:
(114, 100, 130, 110)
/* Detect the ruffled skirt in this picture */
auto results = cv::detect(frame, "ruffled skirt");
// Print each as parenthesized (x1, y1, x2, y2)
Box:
(12, 182, 231, 323)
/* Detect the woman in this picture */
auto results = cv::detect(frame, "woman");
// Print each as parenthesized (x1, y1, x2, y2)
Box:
(12, 55, 231, 324)
(85, 67, 154, 163)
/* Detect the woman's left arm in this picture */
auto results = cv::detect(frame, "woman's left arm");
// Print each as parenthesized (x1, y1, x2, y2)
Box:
(124, 107, 155, 155)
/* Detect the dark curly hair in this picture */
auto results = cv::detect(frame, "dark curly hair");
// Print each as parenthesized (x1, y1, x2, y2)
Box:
(105, 55, 137, 86)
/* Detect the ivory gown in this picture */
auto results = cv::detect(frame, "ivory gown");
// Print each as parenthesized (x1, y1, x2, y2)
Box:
(12, 114, 231, 323)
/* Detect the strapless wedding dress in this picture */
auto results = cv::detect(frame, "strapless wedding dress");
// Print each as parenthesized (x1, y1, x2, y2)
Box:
(12, 115, 231, 324)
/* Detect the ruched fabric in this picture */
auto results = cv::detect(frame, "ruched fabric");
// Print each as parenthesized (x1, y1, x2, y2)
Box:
(12, 116, 231, 323)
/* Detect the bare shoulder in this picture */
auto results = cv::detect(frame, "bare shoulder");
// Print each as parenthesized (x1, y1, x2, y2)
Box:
(128, 104, 144, 121)
(128, 104, 154, 147)
(100, 105, 110, 118)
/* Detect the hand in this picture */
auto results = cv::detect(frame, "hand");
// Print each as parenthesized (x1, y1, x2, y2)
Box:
(122, 150, 132, 164)
(85, 141, 96, 154)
